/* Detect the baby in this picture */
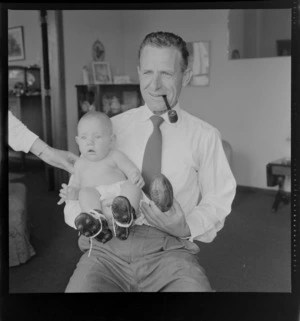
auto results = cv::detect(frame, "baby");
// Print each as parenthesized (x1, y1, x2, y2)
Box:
(58, 111, 145, 243)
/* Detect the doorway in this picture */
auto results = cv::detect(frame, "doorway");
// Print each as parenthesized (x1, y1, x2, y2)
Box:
(8, 9, 69, 191)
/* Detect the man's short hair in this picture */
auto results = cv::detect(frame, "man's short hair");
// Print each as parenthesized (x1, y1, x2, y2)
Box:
(138, 31, 189, 72)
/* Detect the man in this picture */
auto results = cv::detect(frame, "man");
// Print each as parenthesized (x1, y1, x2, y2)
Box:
(63, 31, 236, 292)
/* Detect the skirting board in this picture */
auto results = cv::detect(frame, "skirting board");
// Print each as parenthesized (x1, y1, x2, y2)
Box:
(237, 185, 280, 196)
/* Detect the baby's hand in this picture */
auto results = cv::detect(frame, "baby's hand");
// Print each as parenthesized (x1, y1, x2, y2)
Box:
(57, 184, 79, 205)
(129, 171, 145, 189)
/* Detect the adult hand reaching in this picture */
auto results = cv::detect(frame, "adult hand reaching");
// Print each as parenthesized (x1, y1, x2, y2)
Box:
(140, 198, 191, 238)
(39, 147, 78, 174)
(30, 139, 78, 174)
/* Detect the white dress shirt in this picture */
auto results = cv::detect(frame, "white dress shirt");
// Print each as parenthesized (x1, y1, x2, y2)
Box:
(8, 111, 39, 153)
(64, 103, 236, 243)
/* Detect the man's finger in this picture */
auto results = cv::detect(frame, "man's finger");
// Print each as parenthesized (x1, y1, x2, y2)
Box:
(140, 201, 151, 214)
(140, 201, 156, 224)
(148, 201, 162, 213)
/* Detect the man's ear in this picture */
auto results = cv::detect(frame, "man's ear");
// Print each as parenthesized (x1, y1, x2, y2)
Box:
(137, 65, 141, 77)
(75, 136, 79, 146)
(182, 68, 193, 87)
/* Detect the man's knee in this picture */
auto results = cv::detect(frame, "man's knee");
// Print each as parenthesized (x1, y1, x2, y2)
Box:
(161, 276, 212, 292)
(65, 252, 126, 292)
(65, 274, 122, 293)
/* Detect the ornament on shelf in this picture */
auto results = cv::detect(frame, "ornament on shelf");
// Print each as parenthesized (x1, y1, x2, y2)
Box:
(92, 40, 105, 62)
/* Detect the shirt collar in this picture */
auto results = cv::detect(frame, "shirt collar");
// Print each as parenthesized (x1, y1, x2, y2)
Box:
(140, 102, 182, 126)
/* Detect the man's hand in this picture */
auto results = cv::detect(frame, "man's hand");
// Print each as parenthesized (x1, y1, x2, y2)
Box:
(140, 198, 191, 238)
(40, 147, 79, 175)
(128, 171, 145, 189)
(57, 184, 79, 205)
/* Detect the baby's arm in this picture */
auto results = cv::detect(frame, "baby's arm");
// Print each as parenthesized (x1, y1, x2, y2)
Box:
(57, 162, 81, 205)
(112, 149, 144, 188)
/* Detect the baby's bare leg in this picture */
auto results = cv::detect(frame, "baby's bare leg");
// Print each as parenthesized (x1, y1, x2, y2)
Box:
(119, 181, 142, 214)
(79, 187, 102, 212)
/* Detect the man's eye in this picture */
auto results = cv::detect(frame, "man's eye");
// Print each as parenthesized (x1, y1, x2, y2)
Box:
(81, 136, 86, 139)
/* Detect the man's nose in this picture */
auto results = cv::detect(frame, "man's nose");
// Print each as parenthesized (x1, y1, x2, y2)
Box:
(150, 74, 162, 90)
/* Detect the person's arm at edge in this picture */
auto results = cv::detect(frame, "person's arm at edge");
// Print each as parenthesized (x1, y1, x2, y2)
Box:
(9, 111, 78, 174)
(8, 110, 39, 153)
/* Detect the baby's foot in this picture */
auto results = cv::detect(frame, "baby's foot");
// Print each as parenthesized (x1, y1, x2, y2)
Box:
(149, 174, 174, 212)
(111, 196, 136, 240)
(75, 209, 113, 243)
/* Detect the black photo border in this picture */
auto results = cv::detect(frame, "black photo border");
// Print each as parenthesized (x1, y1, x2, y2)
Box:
(1, 1, 299, 321)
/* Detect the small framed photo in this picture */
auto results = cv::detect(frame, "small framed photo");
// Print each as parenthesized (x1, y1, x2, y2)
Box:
(92, 62, 112, 84)
(186, 41, 210, 86)
(8, 26, 25, 61)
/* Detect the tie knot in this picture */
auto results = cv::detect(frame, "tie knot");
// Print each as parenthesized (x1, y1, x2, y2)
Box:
(150, 115, 164, 128)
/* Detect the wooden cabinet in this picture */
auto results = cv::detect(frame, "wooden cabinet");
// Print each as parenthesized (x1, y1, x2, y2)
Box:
(9, 94, 44, 138)
(76, 84, 143, 120)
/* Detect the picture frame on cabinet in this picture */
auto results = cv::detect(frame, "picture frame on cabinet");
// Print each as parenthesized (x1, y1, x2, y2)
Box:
(92, 62, 112, 84)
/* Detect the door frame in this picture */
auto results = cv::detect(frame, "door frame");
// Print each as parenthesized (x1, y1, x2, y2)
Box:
(40, 10, 69, 190)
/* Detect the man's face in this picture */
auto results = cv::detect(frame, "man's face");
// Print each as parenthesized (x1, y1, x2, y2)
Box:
(138, 45, 191, 115)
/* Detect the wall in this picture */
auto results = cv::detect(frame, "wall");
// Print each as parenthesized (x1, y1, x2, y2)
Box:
(62, 10, 124, 154)
(8, 9, 291, 190)
(244, 9, 261, 59)
(260, 9, 291, 57)
(228, 9, 244, 58)
(8, 10, 41, 67)
(229, 9, 291, 59)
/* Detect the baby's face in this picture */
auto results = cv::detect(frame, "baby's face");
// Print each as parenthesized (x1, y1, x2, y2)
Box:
(76, 117, 113, 161)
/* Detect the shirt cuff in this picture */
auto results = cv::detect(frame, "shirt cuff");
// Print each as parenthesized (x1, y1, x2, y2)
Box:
(186, 213, 224, 243)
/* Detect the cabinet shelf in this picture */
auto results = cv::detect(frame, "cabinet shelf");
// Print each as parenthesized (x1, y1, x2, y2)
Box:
(76, 84, 143, 119)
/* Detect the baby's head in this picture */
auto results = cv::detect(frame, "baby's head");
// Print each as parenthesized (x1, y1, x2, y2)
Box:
(76, 111, 115, 161)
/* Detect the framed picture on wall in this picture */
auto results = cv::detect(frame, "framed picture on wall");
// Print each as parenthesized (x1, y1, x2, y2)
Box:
(8, 26, 25, 61)
(186, 41, 210, 86)
(92, 62, 112, 84)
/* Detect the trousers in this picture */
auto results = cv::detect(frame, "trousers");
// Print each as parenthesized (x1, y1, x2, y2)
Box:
(65, 225, 212, 292)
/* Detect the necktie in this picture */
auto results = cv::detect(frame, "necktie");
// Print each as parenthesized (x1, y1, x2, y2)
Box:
(142, 115, 164, 195)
